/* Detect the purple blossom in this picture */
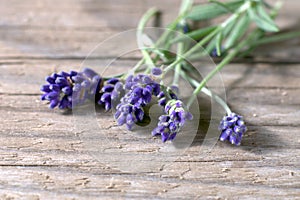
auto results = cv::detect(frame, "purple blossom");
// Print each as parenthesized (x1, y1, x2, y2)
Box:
(219, 112, 247, 145)
(40, 68, 101, 109)
(72, 68, 102, 105)
(97, 78, 124, 111)
(152, 99, 193, 142)
(124, 74, 160, 97)
(114, 74, 161, 130)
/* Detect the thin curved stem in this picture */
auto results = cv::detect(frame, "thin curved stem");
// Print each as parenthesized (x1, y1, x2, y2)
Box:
(180, 71, 231, 114)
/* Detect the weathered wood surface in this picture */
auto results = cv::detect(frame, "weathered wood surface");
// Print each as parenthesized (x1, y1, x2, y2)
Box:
(0, 0, 300, 199)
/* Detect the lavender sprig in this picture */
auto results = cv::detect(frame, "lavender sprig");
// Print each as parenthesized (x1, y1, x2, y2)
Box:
(219, 112, 247, 146)
(114, 74, 161, 130)
(40, 68, 101, 109)
(152, 99, 193, 142)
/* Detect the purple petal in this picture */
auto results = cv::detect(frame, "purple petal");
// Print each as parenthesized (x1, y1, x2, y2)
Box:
(102, 84, 114, 93)
(46, 76, 55, 84)
(58, 71, 70, 77)
(169, 133, 177, 141)
(70, 71, 78, 77)
(161, 132, 169, 142)
(72, 75, 85, 83)
(40, 93, 47, 101)
(169, 122, 177, 132)
(46, 91, 59, 100)
(82, 68, 97, 78)
(117, 114, 126, 126)
(49, 84, 60, 91)
(158, 115, 169, 122)
(134, 108, 144, 121)
(142, 88, 152, 104)
(186, 112, 193, 120)
(157, 91, 165, 98)
(126, 114, 135, 125)
(62, 86, 72, 95)
(49, 99, 59, 109)
(55, 77, 68, 86)
(100, 92, 111, 102)
(107, 78, 119, 85)
(142, 76, 152, 84)
(151, 67, 162, 76)
(59, 96, 69, 109)
(111, 90, 119, 100)
(105, 102, 111, 111)
(81, 80, 91, 88)
(152, 83, 160, 96)
(114, 110, 121, 119)
(220, 129, 232, 141)
(40, 85, 51, 92)
(158, 97, 166, 106)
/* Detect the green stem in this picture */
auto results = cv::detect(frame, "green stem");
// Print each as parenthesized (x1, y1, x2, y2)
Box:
(155, 0, 193, 48)
(184, 73, 231, 114)
(137, 8, 159, 68)
(238, 1, 282, 58)
(251, 30, 300, 46)
(164, 0, 252, 72)
(132, 58, 145, 73)
(186, 30, 257, 108)
(164, 27, 221, 71)
(172, 41, 184, 86)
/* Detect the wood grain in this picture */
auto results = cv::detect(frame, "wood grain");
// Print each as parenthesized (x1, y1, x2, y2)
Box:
(0, 0, 299, 199)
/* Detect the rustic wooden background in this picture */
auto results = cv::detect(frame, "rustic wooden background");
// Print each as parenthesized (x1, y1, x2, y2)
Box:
(0, 0, 299, 199)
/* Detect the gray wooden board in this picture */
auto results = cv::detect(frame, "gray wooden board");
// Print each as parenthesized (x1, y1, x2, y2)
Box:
(0, 0, 299, 199)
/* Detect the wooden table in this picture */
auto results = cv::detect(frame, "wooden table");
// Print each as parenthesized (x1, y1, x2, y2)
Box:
(0, 0, 299, 199)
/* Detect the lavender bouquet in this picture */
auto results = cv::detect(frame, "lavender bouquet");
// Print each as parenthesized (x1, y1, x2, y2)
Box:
(40, 0, 299, 146)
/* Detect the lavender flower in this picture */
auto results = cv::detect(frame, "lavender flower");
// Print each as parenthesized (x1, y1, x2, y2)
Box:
(40, 68, 101, 109)
(72, 68, 102, 105)
(98, 78, 124, 111)
(151, 67, 162, 76)
(152, 99, 193, 142)
(124, 74, 160, 97)
(219, 112, 247, 145)
(114, 74, 161, 130)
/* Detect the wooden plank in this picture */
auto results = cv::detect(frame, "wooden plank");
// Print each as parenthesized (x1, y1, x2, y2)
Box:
(1, 61, 300, 95)
(0, 0, 299, 199)
(0, 0, 298, 60)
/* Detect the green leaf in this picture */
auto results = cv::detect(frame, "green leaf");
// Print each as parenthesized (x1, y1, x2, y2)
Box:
(252, 30, 300, 46)
(256, 2, 275, 24)
(247, 7, 279, 32)
(208, 0, 236, 13)
(225, 14, 250, 49)
(171, 26, 218, 43)
(186, 0, 244, 21)
(215, 32, 223, 56)
(222, 16, 237, 36)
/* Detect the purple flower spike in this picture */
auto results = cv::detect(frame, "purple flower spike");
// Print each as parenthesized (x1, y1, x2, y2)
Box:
(40, 68, 102, 109)
(97, 78, 124, 111)
(219, 112, 247, 145)
(152, 99, 192, 142)
(114, 74, 161, 130)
